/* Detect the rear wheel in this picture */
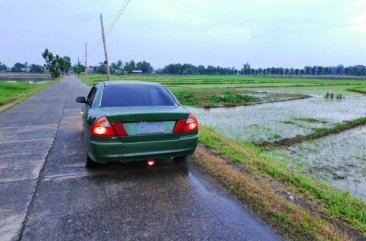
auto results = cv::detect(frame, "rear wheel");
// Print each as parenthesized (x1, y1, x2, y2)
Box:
(174, 155, 188, 165)
(174, 155, 188, 161)
(85, 154, 98, 168)
(173, 156, 188, 172)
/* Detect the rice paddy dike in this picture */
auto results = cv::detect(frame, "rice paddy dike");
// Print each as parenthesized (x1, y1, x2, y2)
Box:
(81, 74, 366, 239)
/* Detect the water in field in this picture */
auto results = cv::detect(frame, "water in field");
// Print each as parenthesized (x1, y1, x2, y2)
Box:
(189, 96, 366, 143)
(189, 86, 366, 200)
(189, 87, 366, 143)
(269, 126, 366, 200)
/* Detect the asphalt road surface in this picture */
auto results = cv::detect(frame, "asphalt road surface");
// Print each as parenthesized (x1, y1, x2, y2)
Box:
(0, 76, 283, 241)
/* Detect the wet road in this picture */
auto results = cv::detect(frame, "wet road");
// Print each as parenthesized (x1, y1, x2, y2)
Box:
(0, 76, 283, 241)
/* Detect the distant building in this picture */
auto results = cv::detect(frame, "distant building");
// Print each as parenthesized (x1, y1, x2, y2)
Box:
(87, 66, 96, 73)
(131, 70, 143, 74)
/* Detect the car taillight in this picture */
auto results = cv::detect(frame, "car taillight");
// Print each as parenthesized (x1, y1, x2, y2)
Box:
(90, 116, 128, 137)
(111, 122, 128, 136)
(173, 113, 199, 133)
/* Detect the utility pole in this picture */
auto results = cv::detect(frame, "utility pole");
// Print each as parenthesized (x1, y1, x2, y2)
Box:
(100, 14, 110, 80)
(85, 42, 88, 76)
(77, 56, 80, 77)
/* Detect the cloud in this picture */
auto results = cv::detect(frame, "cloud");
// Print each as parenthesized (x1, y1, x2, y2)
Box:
(343, 14, 366, 34)
(1, 0, 365, 67)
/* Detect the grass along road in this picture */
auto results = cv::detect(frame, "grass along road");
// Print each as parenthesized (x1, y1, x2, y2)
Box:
(197, 127, 366, 239)
(0, 80, 58, 112)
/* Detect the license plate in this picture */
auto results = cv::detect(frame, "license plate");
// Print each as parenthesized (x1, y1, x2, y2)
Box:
(136, 122, 164, 134)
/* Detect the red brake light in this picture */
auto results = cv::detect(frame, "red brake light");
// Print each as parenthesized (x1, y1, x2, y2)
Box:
(91, 116, 128, 137)
(173, 119, 186, 133)
(173, 113, 198, 133)
(111, 122, 128, 136)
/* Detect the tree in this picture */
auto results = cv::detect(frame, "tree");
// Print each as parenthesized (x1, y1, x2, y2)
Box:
(95, 62, 107, 74)
(57, 55, 66, 74)
(241, 63, 251, 75)
(110, 60, 124, 74)
(336, 65, 344, 75)
(0, 62, 7, 72)
(42, 49, 61, 78)
(136, 60, 153, 73)
(11, 62, 27, 72)
(29, 64, 45, 73)
(73, 63, 85, 76)
(124, 60, 136, 73)
(41, 49, 71, 78)
(62, 56, 72, 73)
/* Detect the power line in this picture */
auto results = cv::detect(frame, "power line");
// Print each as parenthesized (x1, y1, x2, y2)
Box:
(107, 0, 130, 36)
(88, 39, 102, 56)
(87, 0, 110, 37)
(86, 0, 111, 56)
(87, 0, 131, 57)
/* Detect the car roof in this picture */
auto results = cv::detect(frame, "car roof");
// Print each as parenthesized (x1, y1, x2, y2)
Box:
(101, 80, 162, 87)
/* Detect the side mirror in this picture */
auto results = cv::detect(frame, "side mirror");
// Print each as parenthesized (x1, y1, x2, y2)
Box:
(76, 96, 87, 103)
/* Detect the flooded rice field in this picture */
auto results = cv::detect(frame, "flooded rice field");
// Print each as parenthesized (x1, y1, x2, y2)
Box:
(189, 86, 366, 143)
(189, 85, 366, 200)
(268, 126, 366, 200)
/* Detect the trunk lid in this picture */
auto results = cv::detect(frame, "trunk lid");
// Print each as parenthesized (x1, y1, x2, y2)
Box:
(100, 106, 189, 136)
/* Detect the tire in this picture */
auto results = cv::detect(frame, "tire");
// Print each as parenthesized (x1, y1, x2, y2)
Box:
(85, 154, 98, 168)
(173, 156, 188, 173)
(174, 155, 188, 161)
(174, 155, 188, 166)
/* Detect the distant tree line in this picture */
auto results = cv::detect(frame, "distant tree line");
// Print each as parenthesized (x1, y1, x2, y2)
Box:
(91, 60, 154, 74)
(3, 58, 366, 77)
(0, 61, 45, 73)
(156, 63, 366, 76)
(156, 63, 237, 75)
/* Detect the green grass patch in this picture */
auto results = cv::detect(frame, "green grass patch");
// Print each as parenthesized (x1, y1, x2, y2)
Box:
(0, 80, 57, 109)
(0, 82, 34, 105)
(170, 87, 259, 107)
(347, 87, 366, 94)
(80, 74, 366, 87)
(199, 126, 366, 236)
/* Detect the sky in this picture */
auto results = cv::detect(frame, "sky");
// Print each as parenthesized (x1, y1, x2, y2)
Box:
(1, 0, 366, 69)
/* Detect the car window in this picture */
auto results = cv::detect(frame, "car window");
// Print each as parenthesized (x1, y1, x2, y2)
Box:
(101, 84, 176, 107)
(87, 87, 97, 106)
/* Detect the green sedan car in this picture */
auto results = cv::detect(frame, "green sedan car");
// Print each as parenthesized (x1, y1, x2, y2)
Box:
(76, 81, 198, 168)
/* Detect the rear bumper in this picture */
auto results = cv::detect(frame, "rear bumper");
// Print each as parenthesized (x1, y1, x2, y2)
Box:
(87, 133, 198, 163)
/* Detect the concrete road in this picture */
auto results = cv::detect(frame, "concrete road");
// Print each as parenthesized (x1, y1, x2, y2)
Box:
(0, 76, 283, 241)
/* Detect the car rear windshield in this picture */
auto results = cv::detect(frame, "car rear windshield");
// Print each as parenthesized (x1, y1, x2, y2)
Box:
(101, 84, 177, 107)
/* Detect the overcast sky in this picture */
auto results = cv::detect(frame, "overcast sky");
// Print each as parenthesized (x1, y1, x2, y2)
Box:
(1, 0, 366, 68)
